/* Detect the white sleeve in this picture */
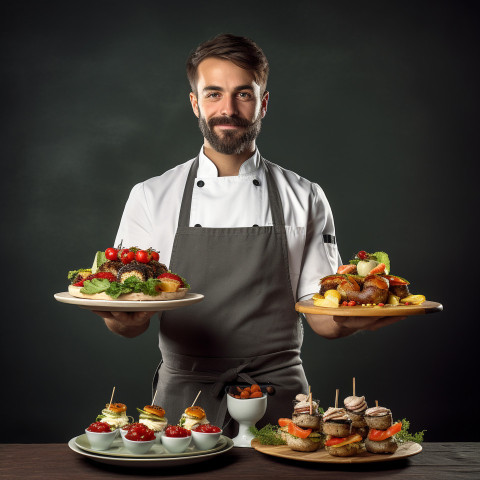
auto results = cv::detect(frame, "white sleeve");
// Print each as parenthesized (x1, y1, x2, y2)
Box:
(114, 182, 154, 250)
(296, 183, 342, 300)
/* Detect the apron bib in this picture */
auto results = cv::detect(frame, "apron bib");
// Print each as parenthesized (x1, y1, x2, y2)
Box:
(153, 156, 308, 433)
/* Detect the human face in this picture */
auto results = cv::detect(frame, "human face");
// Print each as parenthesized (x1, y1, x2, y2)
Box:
(190, 58, 269, 155)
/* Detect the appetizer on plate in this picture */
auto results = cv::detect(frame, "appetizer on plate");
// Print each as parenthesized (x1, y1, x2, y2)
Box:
(316, 250, 426, 308)
(178, 406, 209, 431)
(344, 378, 368, 439)
(67, 246, 190, 301)
(137, 405, 168, 433)
(96, 402, 131, 429)
(323, 407, 363, 457)
(364, 405, 400, 454)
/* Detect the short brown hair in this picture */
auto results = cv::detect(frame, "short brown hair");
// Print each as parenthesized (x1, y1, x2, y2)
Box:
(186, 34, 269, 95)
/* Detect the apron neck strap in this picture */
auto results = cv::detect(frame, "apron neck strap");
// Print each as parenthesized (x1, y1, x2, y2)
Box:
(177, 155, 285, 228)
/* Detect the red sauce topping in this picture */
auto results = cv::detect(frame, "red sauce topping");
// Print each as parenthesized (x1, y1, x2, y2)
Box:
(164, 425, 191, 438)
(194, 424, 221, 433)
(125, 423, 155, 441)
(87, 422, 112, 433)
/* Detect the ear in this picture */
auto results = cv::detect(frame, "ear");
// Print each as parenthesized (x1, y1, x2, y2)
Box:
(261, 91, 269, 118)
(189, 92, 199, 118)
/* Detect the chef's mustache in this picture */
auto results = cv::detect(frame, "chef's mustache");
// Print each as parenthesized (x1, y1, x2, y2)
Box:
(207, 116, 252, 128)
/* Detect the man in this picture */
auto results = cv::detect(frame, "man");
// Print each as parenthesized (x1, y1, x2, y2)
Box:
(94, 34, 403, 431)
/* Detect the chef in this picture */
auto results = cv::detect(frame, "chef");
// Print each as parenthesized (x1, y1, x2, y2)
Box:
(93, 34, 404, 432)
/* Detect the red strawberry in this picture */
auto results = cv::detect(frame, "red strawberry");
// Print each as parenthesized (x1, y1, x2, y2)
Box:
(157, 272, 184, 287)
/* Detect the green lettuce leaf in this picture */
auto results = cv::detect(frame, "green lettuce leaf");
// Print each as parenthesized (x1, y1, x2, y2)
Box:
(80, 278, 111, 294)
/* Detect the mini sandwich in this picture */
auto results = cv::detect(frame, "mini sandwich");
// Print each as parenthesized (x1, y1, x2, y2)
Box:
(322, 407, 362, 457)
(292, 394, 321, 430)
(178, 406, 209, 430)
(284, 419, 323, 452)
(344, 394, 368, 439)
(364, 406, 400, 454)
(96, 402, 130, 429)
(137, 405, 168, 433)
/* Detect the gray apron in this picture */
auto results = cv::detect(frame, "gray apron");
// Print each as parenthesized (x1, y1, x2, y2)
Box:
(153, 156, 308, 434)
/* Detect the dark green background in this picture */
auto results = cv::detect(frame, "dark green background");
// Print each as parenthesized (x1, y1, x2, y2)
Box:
(2, 0, 477, 443)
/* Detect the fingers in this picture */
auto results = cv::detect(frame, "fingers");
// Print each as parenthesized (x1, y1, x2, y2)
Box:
(333, 315, 407, 332)
(91, 310, 156, 326)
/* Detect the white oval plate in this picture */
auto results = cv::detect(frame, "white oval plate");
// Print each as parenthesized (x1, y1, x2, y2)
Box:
(54, 292, 204, 312)
(68, 435, 233, 467)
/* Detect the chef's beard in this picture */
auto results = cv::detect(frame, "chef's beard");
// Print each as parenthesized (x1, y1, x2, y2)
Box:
(198, 110, 262, 155)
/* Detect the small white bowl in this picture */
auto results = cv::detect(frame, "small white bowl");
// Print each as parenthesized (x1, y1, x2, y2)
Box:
(121, 436, 156, 454)
(119, 426, 131, 439)
(191, 429, 222, 450)
(85, 428, 117, 451)
(161, 434, 192, 453)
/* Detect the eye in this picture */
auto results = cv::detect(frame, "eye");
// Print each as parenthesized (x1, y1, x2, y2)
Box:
(237, 91, 252, 99)
(205, 92, 221, 99)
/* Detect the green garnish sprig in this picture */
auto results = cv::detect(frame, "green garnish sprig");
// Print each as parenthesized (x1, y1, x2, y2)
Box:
(396, 418, 426, 444)
(249, 424, 286, 445)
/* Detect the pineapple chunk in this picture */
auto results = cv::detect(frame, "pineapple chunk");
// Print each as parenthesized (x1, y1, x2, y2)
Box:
(400, 294, 426, 305)
(313, 297, 340, 308)
(387, 293, 400, 305)
(324, 289, 342, 301)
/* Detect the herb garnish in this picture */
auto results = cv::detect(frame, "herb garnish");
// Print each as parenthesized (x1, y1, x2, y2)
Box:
(249, 424, 286, 445)
(395, 418, 426, 444)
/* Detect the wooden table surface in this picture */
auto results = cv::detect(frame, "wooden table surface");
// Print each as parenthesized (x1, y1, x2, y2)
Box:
(1, 442, 479, 479)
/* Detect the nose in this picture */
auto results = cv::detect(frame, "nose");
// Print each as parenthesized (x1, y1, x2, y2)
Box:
(220, 95, 238, 116)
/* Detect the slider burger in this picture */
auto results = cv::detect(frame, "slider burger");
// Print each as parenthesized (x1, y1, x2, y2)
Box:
(96, 402, 131, 429)
(280, 418, 323, 452)
(292, 393, 321, 430)
(178, 406, 209, 431)
(322, 407, 362, 457)
(364, 405, 400, 453)
(344, 394, 368, 439)
(137, 405, 168, 433)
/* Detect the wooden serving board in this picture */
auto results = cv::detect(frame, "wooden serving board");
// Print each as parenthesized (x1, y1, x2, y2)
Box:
(251, 439, 422, 463)
(295, 299, 442, 317)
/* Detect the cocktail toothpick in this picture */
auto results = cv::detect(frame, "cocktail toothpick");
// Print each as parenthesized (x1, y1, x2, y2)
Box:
(309, 386, 312, 414)
(191, 390, 201, 407)
(108, 386, 115, 409)
(152, 389, 158, 405)
(335, 389, 339, 408)
(353, 377, 356, 397)
(375, 400, 378, 408)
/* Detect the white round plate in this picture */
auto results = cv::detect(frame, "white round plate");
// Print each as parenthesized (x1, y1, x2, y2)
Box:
(54, 292, 204, 312)
(68, 435, 234, 467)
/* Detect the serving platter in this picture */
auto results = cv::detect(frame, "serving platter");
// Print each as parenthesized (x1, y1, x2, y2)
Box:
(54, 292, 204, 312)
(75, 433, 227, 458)
(252, 439, 422, 463)
(68, 435, 233, 467)
(295, 299, 442, 317)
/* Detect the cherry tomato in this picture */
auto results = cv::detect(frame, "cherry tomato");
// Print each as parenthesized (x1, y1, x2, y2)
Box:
(120, 249, 135, 264)
(135, 250, 151, 264)
(105, 247, 118, 261)
(348, 300, 356, 306)
(342, 301, 348, 306)
(357, 250, 368, 260)
(150, 251, 160, 262)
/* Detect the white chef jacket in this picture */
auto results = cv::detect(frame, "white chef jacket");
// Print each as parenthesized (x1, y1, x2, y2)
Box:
(114, 148, 341, 300)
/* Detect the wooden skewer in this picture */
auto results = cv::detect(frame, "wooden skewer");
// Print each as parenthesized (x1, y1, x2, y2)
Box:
(335, 389, 339, 409)
(375, 399, 378, 408)
(152, 389, 158, 406)
(191, 390, 201, 407)
(353, 377, 356, 397)
(309, 386, 312, 415)
(108, 386, 115, 410)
